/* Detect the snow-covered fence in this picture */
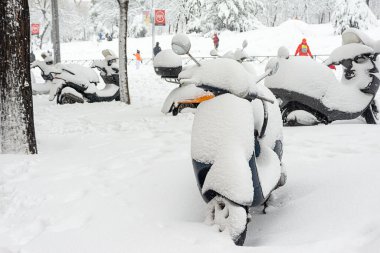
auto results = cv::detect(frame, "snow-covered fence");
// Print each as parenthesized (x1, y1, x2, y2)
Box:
(62, 54, 331, 67)
(250, 55, 330, 64)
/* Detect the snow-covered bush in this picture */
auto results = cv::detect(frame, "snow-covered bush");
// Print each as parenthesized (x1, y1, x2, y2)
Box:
(129, 15, 148, 38)
(332, 0, 378, 35)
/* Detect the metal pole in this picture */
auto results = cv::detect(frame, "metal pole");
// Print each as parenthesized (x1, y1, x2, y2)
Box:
(151, 0, 155, 59)
(51, 0, 61, 63)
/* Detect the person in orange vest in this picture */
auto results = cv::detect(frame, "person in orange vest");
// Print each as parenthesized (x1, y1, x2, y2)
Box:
(133, 49, 142, 69)
(295, 38, 313, 58)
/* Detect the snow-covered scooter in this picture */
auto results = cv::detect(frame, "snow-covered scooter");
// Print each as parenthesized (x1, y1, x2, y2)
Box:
(171, 34, 286, 245)
(45, 49, 120, 104)
(264, 28, 380, 126)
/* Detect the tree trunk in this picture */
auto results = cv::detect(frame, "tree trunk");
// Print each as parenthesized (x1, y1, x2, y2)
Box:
(118, 0, 131, 104)
(51, 0, 61, 63)
(366, 0, 370, 6)
(0, 0, 38, 154)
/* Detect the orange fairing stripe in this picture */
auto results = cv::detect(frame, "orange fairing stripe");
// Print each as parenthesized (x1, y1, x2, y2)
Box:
(179, 94, 215, 104)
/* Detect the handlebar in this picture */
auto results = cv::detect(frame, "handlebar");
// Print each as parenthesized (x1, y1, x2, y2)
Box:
(245, 93, 275, 104)
(197, 84, 274, 104)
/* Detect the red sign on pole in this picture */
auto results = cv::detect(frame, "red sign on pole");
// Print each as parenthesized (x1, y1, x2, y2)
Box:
(154, 10, 166, 26)
(31, 23, 40, 35)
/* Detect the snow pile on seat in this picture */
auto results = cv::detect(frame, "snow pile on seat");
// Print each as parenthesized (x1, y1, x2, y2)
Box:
(325, 43, 373, 65)
(161, 84, 208, 113)
(52, 64, 100, 95)
(153, 50, 182, 68)
(58, 64, 99, 84)
(342, 28, 378, 49)
(94, 83, 119, 97)
(92, 59, 119, 76)
(55, 71, 90, 90)
(265, 57, 333, 98)
(179, 58, 255, 97)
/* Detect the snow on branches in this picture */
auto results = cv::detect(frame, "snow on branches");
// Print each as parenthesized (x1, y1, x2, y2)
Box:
(332, 0, 378, 35)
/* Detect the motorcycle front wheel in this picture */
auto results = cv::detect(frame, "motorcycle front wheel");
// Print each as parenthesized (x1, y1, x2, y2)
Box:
(57, 87, 85, 105)
(205, 196, 250, 246)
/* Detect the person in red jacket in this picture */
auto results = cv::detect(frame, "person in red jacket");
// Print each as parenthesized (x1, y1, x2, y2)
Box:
(295, 38, 313, 58)
(212, 33, 219, 50)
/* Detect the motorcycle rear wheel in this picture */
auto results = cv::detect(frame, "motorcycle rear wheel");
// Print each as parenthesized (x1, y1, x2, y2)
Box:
(362, 101, 379, 124)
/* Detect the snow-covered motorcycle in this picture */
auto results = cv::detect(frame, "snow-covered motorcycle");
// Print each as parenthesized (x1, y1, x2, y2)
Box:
(264, 28, 380, 126)
(50, 49, 120, 104)
(171, 34, 286, 245)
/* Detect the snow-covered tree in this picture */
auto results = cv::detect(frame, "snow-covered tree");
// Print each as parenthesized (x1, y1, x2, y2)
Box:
(59, 0, 92, 42)
(29, 0, 51, 49)
(0, 0, 38, 154)
(90, 0, 119, 37)
(203, 0, 264, 32)
(332, 0, 378, 34)
(185, 0, 203, 33)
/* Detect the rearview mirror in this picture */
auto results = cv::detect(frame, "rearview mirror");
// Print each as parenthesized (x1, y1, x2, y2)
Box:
(266, 58, 279, 76)
(171, 34, 191, 55)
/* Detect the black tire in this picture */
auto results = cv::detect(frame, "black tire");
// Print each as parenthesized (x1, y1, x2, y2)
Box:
(281, 102, 326, 126)
(362, 101, 379, 124)
(234, 213, 249, 246)
(58, 92, 84, 105)
(172, 106, 179, 116)
(206, 196, 250, 246)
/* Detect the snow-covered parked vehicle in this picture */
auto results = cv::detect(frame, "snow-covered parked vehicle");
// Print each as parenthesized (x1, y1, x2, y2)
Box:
(171, 34, 286, 245)
(50, 49, 120, 104)
(31, 53, 60, 95)
(264, 28, 380, 126)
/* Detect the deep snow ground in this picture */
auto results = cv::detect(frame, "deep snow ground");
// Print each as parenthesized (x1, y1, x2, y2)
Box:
(2, 65, 380, 253)
(2, 21, 380, 252)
